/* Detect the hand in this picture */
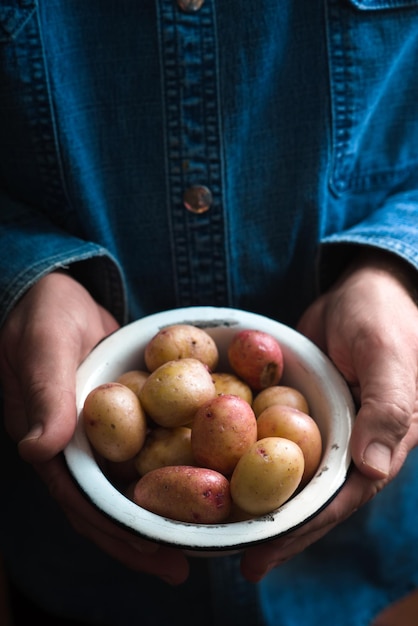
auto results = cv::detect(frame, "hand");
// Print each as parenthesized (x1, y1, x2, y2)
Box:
(240, 250, 418, 582)
(0, 272, 189, 585)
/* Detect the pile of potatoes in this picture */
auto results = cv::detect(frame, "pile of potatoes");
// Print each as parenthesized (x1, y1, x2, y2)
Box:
(82, 324, 323, 525)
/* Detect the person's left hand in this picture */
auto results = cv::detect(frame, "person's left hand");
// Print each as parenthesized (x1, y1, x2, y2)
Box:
(240, 250, 418, 582)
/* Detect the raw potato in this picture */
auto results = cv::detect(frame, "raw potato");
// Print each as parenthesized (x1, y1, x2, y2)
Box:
(116, 370, 149, 397)
(230, 437, 304, 515)
(252, 385, 309, 417)
(134, 426, 194, 476)
(257, 405, 322, 486)
(83, 382, 147, 462)
(191, 394, 257, 476)
(91, 323, 316, 525)
(144, 324, 219, 372)
(133, 465, 232, 523)
(211, 372, 253, 404)
(139, 358, 216, 427)
(228, 329, 284, 391)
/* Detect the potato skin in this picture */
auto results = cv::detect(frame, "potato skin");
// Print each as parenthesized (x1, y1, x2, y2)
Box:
(211, 372, 253, 404)
(134, 426, 194, 476)
(191, 394, 257, 476)
(139, 358, 216, 428)
(257, 405, 322, 486)
(116, 370, 149, 397)
(133, 465, 232, 524)
(230, 437, 304, 515)
(252, 385, 309, 417)
(144, 324, 219, 372)
(227, 329, 284, 391)
(83, 382, 147, 462)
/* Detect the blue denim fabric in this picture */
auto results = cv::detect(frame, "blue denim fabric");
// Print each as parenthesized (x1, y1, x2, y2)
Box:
(1, 0, 418, 327)
(1, 1, 418, 625)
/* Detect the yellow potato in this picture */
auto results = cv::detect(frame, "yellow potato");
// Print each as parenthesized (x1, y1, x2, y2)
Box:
(252, 385, 309, 417)
(134, 426, 194, 476)
(139, 358, 216, 427)
(257, 405, 322, 486)
(191, 394, 257, 476)
(133, 465, 232, 524)
(230, 437, 304, 515)
(116, 369, 149, 397)
(83, 382, 147, 462)
(211, 372, 253, 404)
(144, 324, 219, 372)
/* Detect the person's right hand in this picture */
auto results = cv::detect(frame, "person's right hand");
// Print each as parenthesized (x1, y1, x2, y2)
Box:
(0, 271, 190, 585)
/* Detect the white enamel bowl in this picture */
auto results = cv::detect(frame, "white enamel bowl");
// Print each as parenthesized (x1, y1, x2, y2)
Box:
(64, 306, 355, 554)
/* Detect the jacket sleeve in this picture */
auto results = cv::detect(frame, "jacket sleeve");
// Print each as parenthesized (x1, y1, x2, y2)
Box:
(0, 190, 127, 328)
(318, 190, 418, 292)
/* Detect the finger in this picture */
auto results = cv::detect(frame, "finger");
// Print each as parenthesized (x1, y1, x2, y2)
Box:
(35, 457, 190, 585)
(97, 303, 120, 337)
(240, 468, 380, 581)
(296, 297, 327, 351)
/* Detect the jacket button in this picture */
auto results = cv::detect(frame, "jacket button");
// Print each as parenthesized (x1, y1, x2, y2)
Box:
(177, 0, 205, 12)
(183, 186, 213, 214)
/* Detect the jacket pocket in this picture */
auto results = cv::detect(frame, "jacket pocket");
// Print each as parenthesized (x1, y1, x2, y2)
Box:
(0, 0, 36, 43)
(326, 0, 418, 195)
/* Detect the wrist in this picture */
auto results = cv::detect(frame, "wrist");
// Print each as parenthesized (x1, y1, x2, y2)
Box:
(338, 247, 418, 304)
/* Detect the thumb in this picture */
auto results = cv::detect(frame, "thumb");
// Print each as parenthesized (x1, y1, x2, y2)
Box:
(349, 353, 415, 480)
(8, 313, 83, 463)
(16, 305, 118, 463)
(1, 273, 120, 464)
(18, 394, 77, 465)
(17, 355, 78, 464)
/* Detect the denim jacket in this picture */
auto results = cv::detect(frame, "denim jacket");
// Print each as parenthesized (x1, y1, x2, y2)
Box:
(1, 0, 418, 328)
(1, 2, 418, 625)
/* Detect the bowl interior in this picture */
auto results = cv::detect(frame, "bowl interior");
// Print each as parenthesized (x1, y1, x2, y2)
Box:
(64, 306, 355, 552)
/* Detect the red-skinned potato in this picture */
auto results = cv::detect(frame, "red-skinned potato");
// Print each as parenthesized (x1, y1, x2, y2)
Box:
(133, 465, 232, 524)
(191, 394, 257, 476)
(227, 329, 284, 391)
(256, 405, 322, 486)
(252, 385, 309, 417)
(83, 382, 147, 462)
(230, 437, 304, 515)
(144, 324, 219, 372)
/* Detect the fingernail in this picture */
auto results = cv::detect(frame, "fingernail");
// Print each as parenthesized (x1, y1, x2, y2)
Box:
(19, 423, 43, 444)
(363, 442, 391, 477)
